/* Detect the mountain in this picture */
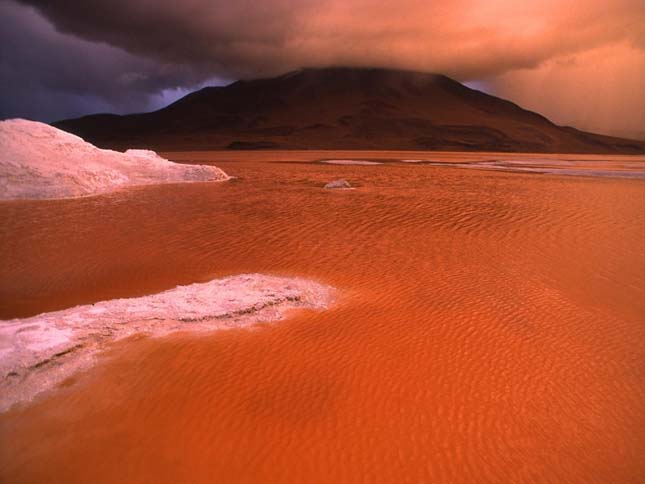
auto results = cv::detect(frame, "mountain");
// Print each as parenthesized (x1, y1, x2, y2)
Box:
(54, 67, 645, 153)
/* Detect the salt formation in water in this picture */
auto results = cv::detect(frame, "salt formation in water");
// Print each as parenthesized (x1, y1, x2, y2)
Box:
(417, 159, 645, 179)
(0, 274, 334, 412)
(324, 179, 353, 189)
(0, 119, 230, 200)
(321, 159, 382, 165)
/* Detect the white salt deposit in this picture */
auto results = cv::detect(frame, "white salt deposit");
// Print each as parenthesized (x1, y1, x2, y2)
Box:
(0, 119, 230, 200)
(441, 160, 645, 179)
(324, 179, 353, 189)
(409, 159, 645, 179)
(321, 159, 382, 165)
(0, 273, 334, 412)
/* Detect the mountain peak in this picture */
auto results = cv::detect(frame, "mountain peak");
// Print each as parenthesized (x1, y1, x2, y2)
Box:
(54, 67, 645, 153)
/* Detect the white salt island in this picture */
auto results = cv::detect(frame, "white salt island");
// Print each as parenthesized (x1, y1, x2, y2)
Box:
(0, 119, 229, 200)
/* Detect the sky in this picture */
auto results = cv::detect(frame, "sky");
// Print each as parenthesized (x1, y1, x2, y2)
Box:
(1, 0, 644, 139)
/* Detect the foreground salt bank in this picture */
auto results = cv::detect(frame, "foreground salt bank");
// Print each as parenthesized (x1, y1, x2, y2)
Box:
(0, 119, 334, 412)
(0, 275, 334, 412)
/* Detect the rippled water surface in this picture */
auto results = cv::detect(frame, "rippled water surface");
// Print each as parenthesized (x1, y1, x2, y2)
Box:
(1, 152, 645, 483)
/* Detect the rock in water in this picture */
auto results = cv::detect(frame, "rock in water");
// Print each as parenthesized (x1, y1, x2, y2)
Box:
(0, 118, 230, 200)
(324, 179, 352, 189)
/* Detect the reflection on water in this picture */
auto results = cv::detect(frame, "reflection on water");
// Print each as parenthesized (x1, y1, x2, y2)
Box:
(1, 154, 644, 483)
(419, 159, 645, 179)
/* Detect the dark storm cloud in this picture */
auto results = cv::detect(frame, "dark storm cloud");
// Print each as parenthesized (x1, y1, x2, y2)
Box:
(0, 0, 222, 121)
(15, 0, 645, 79)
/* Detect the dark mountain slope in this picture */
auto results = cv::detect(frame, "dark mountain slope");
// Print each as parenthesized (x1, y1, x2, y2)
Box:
(55, 67, 645, 153)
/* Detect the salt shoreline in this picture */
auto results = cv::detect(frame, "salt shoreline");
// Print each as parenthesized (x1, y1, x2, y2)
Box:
(0, 274, 335, 413)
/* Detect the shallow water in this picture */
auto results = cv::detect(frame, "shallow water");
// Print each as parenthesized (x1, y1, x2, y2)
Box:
(1, 153, 645, 483)
(421, 159, 645, 179)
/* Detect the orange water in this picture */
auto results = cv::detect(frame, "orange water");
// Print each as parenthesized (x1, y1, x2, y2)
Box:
(1, 154, 644, 483)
